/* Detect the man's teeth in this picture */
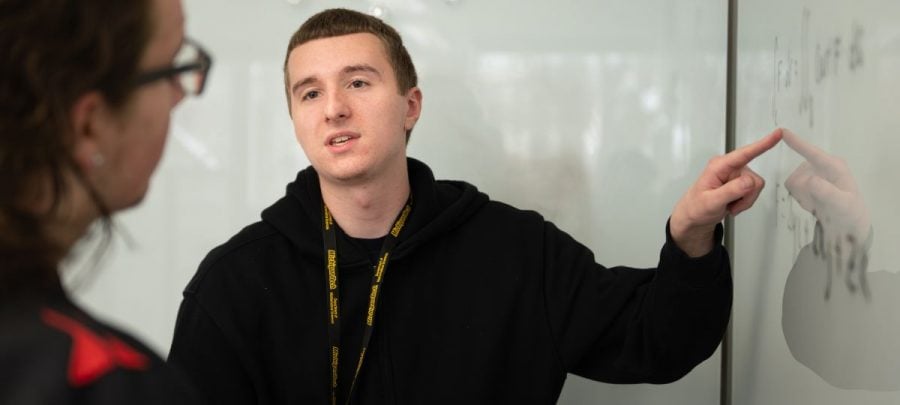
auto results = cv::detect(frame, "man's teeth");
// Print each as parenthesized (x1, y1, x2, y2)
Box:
(331, 136, 352, 145)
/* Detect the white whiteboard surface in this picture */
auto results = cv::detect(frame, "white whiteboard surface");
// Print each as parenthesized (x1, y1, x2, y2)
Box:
(65, 1, 727, 403)
(733, 0, 900, 403)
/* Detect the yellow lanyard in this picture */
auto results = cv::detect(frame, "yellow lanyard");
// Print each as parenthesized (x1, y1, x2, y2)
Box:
(322, 199, 412, 405)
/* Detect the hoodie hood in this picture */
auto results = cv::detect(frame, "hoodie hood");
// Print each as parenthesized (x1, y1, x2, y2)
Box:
(260, 158, 488, 264)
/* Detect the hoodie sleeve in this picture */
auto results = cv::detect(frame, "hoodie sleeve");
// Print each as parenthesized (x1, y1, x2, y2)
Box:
(542, 219, 731, 384)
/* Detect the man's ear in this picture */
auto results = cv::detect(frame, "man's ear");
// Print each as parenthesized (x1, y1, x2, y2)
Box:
(69, 91, 110, 175)
(404, 87, 423, 131)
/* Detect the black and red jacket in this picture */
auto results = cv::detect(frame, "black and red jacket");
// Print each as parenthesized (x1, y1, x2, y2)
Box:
(0, 284, 199, 404)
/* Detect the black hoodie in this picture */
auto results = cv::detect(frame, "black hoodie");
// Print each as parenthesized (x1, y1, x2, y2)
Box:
(169, 158, 732, 404)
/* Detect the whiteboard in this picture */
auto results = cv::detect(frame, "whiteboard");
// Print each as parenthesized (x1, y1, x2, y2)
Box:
(65, 0, 728, 403)
(733, 0, 900, 403)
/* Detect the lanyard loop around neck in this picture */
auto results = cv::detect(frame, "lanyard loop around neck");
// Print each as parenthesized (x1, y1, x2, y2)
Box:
(322, 197, 412, 405)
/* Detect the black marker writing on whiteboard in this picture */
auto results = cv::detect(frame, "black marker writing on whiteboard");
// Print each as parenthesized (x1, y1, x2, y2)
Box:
(771, 8, 865, 130)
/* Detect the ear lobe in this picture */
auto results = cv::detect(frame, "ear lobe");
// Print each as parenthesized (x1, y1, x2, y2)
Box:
(404, 87, 423, 130)
(69, 91, 108, 175)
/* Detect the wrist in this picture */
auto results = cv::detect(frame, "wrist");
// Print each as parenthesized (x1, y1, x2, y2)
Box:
(669, 217, 717, 258)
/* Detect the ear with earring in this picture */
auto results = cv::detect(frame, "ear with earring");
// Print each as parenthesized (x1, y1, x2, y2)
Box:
(69, 91, 112, 174)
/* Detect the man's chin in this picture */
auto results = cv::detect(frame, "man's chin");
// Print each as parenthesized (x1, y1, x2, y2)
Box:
(319, 167, 372, 186)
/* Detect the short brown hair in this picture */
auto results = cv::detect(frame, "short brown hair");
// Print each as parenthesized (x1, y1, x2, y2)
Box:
(282, 9, 419, 139)
(0, 0, 152, 293)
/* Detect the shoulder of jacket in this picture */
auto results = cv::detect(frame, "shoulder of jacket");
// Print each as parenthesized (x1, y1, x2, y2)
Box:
(187, 221, 284, 292)
(481, 199, 546, 222)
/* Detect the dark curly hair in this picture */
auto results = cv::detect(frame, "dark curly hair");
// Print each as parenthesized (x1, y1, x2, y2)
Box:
(0, 0, 152, 295)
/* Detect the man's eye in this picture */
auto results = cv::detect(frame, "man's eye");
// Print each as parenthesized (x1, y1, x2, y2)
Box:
(350, 80, 367, 89)
(302, 90, 320, 100)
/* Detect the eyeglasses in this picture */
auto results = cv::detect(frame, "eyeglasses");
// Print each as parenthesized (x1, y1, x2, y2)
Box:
(131, 38, 212, 96)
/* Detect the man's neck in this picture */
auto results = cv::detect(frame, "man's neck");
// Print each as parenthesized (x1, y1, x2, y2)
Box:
(319, 163, 411, 239)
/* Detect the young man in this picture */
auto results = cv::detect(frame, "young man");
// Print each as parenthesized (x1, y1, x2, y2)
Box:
(168, 8, 781, 405)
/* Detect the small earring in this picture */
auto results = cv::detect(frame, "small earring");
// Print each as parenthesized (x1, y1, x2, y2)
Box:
(91, 153, 105, 167)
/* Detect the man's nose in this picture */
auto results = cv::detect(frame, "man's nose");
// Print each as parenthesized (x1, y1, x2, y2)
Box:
(325, 91, 350, 122)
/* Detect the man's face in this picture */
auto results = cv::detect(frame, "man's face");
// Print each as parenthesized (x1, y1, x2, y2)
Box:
(286, 33, 421, 186)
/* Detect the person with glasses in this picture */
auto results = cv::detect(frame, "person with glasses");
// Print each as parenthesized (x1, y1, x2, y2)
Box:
(0, 0, 210, 403)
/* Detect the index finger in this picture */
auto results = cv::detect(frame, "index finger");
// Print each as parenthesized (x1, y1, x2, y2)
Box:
(719, 128, 783, 171)
(782, 128, 838, 174)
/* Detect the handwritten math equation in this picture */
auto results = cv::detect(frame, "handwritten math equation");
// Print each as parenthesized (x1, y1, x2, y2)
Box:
(771, 7, 865, 129)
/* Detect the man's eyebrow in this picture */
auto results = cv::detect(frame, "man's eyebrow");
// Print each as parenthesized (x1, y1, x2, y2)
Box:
(291, 65, 382, 95)
(343, 64, 382, 77)
(291, 75, 319, 95)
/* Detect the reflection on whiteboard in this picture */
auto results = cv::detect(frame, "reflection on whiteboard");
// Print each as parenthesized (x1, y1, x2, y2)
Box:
(735, 0, 900, 401)
(779, 130, 900, 391)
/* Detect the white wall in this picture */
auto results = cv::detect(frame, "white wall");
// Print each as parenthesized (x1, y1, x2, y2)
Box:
(66, 1, 728, 403)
